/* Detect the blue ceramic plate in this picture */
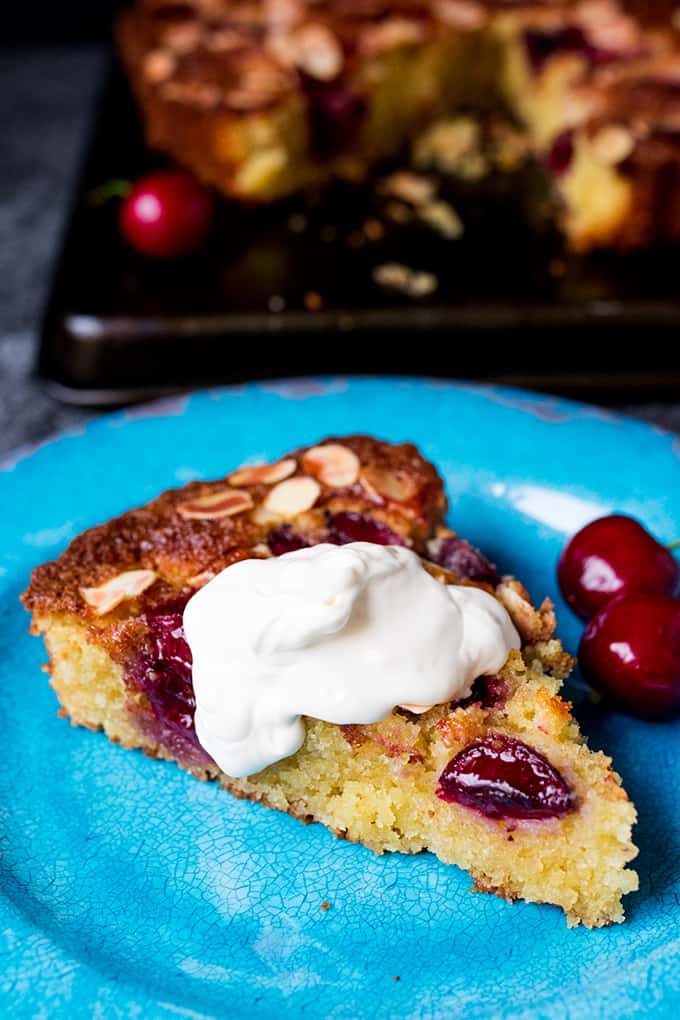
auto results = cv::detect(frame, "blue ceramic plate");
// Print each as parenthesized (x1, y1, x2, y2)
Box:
(2, 379, 680, 1019)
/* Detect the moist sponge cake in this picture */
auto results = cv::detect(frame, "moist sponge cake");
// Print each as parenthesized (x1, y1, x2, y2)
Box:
(22, 435, 638, 927)
(118, 0, 680, 250)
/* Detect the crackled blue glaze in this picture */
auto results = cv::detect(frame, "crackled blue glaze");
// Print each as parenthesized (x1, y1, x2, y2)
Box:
(2, 378, 680, 1019)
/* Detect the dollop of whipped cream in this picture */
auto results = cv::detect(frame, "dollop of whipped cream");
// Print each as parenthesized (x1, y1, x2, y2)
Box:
(184, 542, 520, 778)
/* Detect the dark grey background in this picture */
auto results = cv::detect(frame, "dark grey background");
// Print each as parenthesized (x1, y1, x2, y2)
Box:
(1, 44, 679, 458)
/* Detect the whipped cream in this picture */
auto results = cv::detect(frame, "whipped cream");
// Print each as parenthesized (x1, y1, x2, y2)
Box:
(183, 542, 520, 778)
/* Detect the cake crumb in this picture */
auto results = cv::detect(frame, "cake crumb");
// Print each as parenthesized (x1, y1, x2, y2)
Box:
(304, 290, 323, 311)
(320, 901, 331, 911)
(373, 262, 438, 298)
(288, 212, 308, 233)
(413, 116, 487, 180)
(383, 200, 412, 224)
(418, 199, 464, 240)
(379, 170, 436, 206)
(363, 218, 385, 241)
(489, 121, 531, 171)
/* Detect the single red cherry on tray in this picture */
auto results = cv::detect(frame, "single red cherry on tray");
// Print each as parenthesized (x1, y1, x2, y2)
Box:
(579, 591, 680, 720)
(557, 514, 679, 621)
(119, 170, 215, 258)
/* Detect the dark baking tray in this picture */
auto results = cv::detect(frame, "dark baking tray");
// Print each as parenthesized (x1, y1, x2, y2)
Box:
(41, 56, 680, 405)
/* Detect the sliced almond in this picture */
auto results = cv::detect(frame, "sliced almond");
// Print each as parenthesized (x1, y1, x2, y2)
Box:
(187, 568, 218, 587)
(264, 476, 321, 516)
(228, 458, 297, 487)
(251, 505, 285, 527)
(80, 569, 157, 616)
(379, 170, 436, 206)
(398, 703, 434, 714)
(302, 444, 360, 487)
(421, 559, 458, 585)
(144, 49, 177, 84)
(277, 23, 344, 81)
(433, 0, 486, 29)
(361, 465, 418, 504)
(177, 489, 254, 520)
(251, 542, 273, 557)
(590, 124, 635, 166)
(161, 21, 201, 54)
(359, 17, 425, 55)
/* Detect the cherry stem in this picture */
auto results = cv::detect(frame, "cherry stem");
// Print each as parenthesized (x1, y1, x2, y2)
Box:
(87, 179, 132, 206)
(667, 540, 680, 552)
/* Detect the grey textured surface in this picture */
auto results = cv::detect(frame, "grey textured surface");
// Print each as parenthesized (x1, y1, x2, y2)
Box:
(1, 45, 679, 458)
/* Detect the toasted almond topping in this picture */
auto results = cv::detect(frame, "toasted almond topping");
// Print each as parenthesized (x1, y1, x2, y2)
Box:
(361, 465, 418, 504)
(359, 17, 426, 55)
(187, 568, 218, 587)
(497, 579, 557, 643)
(302, 444, 360, 487)
(161, 79, 221, 109)
(251, 542, 274, 557)
(418, 200, 464, 240)
(252, 505, 285, 526)
(80, 569, 157, 616)
(177, 489, 254, 519)
(379, 170, 436, 206)
(421, 559, 458, 585)
(228, 458, 297, 487)
(144, 49, 177, 83)
(372, 262, 438, 298)
(161, 21, 202, 53)
(590, 124, 635, 165)
(264, 476, 321, 516)
(274, 23, 344, 81)
(433, 0, 486, 28)
(398, 703, 434, 714)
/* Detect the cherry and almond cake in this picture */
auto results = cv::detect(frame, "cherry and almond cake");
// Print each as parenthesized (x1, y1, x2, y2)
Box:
(120, 0, 680, 251)
(22, 435, 638, 927)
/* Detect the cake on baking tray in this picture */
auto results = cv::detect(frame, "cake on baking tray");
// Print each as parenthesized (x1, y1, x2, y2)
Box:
(118, 0, 680, 251)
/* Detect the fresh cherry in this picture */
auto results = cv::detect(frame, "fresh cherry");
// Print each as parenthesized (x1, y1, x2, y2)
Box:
(558, 514, 679, 621)
(119, 170, 215, 257)
(579, 591, 680, 720)
(438, 733, 575, 820)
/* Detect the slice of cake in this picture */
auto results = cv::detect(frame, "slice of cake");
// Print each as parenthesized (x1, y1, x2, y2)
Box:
(118, 0, 680, 250)
(22, 435, 638, 927)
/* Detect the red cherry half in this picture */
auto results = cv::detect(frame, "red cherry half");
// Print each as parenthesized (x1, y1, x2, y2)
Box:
(579, 592, 680, 720)
(558, 514, 679, 621)
(119, 170, 215, 258)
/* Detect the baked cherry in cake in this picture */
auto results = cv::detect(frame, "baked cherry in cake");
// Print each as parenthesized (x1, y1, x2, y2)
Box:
(22, 434, 638, 927)
(438, 734, 576, 820)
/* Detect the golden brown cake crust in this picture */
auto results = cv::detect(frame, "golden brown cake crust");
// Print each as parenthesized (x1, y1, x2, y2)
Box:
(22, 434, 445, 628)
